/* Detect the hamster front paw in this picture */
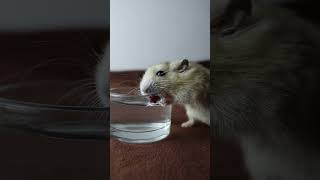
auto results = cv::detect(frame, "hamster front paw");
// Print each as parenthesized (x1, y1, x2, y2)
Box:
(181, 119, 195, 128)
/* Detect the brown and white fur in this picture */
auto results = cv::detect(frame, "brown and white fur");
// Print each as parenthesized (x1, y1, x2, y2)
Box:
(139, 59, 210, 127)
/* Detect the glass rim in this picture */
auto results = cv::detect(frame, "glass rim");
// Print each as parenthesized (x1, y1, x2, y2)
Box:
(0, 97, 109, 111)
(110, 87, 165, 107)
(0, 81, 108, 112)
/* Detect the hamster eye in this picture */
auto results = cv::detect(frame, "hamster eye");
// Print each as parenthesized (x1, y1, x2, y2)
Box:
(156, 70, 166, 77)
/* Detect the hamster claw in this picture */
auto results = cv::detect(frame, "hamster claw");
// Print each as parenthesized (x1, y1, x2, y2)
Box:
(181, 119, 195, 128)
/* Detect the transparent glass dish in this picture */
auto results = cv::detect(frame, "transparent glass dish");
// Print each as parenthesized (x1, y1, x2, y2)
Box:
(0, 80, 108, 139)
(110, 87, 172, 143)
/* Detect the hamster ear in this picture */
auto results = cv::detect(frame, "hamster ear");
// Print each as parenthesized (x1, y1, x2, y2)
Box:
(176, 59, 189, 73)
(211, 0, 252, 36)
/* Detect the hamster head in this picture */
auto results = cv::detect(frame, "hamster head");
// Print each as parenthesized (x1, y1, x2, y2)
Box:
(140, 59, 209, 104)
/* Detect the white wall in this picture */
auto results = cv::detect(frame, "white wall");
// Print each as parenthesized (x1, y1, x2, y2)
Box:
(110, 0, 210, 71)
(0, 0, 109, 32)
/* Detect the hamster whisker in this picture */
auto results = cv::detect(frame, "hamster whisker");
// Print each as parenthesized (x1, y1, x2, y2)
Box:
(79, 89, 99, 105)
(69, 78, 96, 87)
(124, 87, 141, 96)
(72, 82, 96, 90)
(84, 94, 100, 107)
(56, 82, 96, 105)
(19, 57, 82, 81)
(87, 95, 104, 107)
(156, 81, 169, 87)
(112, 80, 139, 88)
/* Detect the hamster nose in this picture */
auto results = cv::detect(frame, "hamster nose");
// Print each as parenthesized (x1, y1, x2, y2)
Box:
(141, 86, 151, 95)
(140, 79, 155, 95)
(145, 86, 152, 93)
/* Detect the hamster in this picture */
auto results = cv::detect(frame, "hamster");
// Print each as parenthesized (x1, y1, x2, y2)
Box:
(139, 59, 210, 127)
(212, 0, 320, 179)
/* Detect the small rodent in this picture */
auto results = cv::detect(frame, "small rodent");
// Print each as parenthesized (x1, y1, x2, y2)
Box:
(213, 0, 320, 179)
(139, 59, 210, 127)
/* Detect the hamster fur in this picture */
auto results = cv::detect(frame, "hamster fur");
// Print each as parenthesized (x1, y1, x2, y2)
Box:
(140, 59, 210, 127)
(212, 0, 320, 179)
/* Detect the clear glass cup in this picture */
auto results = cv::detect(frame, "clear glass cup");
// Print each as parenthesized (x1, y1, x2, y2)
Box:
(0, 80, 108, 139)
(110, 87, 172, 143)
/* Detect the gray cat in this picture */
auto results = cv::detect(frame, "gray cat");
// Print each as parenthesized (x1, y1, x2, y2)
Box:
(212, 0, 320, 179)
